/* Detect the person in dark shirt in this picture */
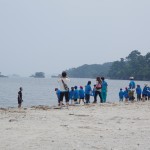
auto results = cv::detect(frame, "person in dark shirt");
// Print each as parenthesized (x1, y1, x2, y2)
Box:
(18, 87, 23, 108)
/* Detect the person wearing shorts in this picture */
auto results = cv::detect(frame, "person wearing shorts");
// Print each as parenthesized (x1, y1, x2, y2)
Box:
(58, 71, 70, 108)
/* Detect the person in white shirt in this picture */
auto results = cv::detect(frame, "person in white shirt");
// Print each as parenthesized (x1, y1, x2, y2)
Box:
(58, 71, 70, 108)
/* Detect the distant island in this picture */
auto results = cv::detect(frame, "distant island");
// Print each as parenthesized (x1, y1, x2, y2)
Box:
(0, 72, 8, 78)
(52, 50, 150, 81)
(30, 72, 45, 78)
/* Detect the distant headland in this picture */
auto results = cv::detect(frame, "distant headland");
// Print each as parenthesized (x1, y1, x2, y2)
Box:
(0, 72, 8, 78)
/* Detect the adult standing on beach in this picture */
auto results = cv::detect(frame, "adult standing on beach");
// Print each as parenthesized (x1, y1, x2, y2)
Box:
(18, 87, 23, 108)
(101, 77, 108, 103)
(93, 77, 102, 103)
(58, 71, 70, 108)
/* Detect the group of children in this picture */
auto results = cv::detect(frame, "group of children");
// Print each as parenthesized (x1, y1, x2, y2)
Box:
(55, 77, 108, 106)
(119, 77, 150, 102)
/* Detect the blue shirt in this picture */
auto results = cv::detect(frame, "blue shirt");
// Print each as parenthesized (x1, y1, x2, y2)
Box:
(74, 89, 79, 99)
(56, 90, 60, 99)
(92, 88, 96, 97)
(136, 87, 142, 95)
(129, 81, 135, 89)
(102, 81, 108, 92)
(69, 90, 74, 100)
(85, 85, 92, 95)
(119, 90, 124, 99)
(142, 86, 148, 95)
(79, 89, 85, 98)
(124, 90, 129, 98)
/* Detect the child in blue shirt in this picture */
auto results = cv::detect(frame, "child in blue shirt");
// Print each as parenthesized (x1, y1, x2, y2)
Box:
(142, 84, 148, 101)
(85, 81, 92, 104)
(74, 86, 79, 104)
(55, 88, 61, 106)
(136, 85, 142, 101)
(79, 86, 85, 104)
(69, 87, 75, 105)
(124, 87, 129, 102)
(119, 88, 124, 102)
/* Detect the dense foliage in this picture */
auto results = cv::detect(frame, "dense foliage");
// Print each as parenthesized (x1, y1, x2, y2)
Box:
(108, 50, 150, 80)
(66, 50, 150, 80)
(67, 62, 112, 78)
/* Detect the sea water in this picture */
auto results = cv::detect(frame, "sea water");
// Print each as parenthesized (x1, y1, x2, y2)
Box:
(0, 77, 149, 107)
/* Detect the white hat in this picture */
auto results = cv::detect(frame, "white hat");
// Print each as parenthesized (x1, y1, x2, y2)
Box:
(129, 77, 134, 80)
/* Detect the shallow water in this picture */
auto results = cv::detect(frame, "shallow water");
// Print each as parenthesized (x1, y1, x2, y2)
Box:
(0, 77, 149, 107)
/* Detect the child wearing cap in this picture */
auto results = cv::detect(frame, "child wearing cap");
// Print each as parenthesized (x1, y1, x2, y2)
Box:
(119, 88, 124, 102)
(79, 86, 85, 104)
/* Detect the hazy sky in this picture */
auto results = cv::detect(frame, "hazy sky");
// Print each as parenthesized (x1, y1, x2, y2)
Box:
(0, 0, 150, 76)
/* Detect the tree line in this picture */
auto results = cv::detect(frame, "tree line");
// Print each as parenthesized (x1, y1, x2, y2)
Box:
(108, 50, 150, 80)
(66, 50, 150, 80)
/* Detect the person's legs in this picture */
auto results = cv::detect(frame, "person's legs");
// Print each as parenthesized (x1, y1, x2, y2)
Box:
(85, 94, 90, 103)
(93, 91, 98, 103)
(64, 91, 69, 107)
(60, 92, 64, 108)
(82, 98, 85, 104)
(102, 91, 107, 103)
(18, 103, 21, 108)
(98, 92, 103, 103)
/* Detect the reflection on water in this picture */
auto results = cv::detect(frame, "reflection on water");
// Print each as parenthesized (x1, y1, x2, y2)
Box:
(0, 78, 149, 107)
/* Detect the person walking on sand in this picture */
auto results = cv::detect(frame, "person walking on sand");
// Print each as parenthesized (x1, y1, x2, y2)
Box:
(93, 77, 102, 103)
(101, 77, 108, 103)
(58, 71, 70, 108)
(18, 87, 23, 108)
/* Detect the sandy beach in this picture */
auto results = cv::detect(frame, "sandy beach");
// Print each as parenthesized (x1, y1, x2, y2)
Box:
(0, 102, 150, 150)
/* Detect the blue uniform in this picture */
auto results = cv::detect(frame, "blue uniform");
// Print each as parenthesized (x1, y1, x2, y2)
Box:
(92, 88, 96, 97)
(129, 80, 135, 89)
(124, 90, 129, 99)
(119, 90, 124, 101)
(148, 87, 150, 99)
(56, 90, 60, 99)
(69, 90, 74, 100)
(136, 86, 142, 95)
(79, 89, 85, 99)
(142, 86, 148, 96)
(74, 89, 79, 100)
(85, 85, 92, 95)
(136, 86, 142, 101)
(85, 84, 92, 103)
(101, 80, 108, 103)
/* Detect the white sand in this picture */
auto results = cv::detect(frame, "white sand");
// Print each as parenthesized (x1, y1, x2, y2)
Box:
(0, 102, 150, 150)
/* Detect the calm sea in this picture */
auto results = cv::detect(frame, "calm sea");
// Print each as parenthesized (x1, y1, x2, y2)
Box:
(0, 77, 149, 107)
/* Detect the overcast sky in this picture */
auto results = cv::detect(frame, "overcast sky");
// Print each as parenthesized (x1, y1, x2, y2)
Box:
(0, 0, 150, 76)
